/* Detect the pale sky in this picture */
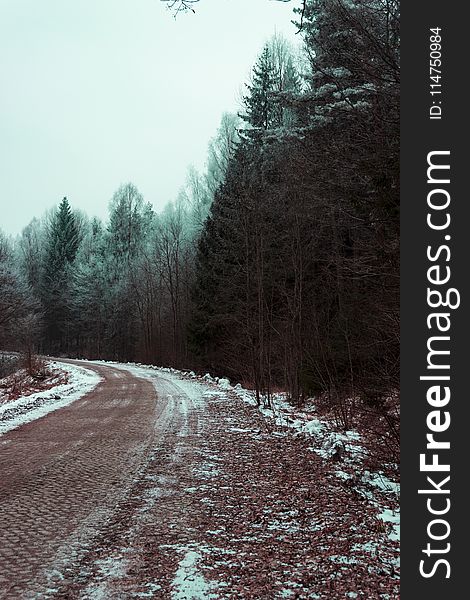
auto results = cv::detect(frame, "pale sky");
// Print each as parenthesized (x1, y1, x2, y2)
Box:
(0, 0, 300, 235)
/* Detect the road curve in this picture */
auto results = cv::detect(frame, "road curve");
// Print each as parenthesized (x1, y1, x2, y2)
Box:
(0, 360, 160, 599)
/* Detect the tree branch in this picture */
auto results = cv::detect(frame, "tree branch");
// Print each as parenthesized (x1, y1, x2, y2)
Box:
(160, 0, 307, 26)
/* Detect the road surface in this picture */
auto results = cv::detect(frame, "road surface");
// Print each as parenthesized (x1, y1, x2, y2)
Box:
(0, 361, 162, 598)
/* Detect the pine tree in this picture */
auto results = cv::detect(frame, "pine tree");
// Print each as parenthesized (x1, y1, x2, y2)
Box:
(242, 46, 279, 130)
(41, 197, 79, 352)
(72, 218, 108, 358)
(296, 0, 399, 127)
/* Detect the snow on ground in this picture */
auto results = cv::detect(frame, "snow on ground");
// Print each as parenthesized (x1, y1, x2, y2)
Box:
(90, 360, 400, 545)
(212, 378, 400, 543)
(0, 362, 102, 436)
(170, 546, 219, 600)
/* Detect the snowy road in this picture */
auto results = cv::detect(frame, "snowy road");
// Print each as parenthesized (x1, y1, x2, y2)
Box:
(0, 361, 160, 599)
(0, 361, 399, 599)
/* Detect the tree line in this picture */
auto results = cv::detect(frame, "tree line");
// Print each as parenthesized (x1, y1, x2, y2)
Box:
(1, 0, 399, 418)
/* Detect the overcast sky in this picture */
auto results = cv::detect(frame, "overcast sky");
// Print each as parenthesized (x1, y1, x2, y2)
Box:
(0, 0, 299, 235)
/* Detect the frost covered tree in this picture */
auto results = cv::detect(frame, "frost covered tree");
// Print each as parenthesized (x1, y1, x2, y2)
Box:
(178, 112, 243, 240)
(107, 183, 152, 260)
(72, 218, 108, 358)
(0, 234, 25, 337)
(17, 217, 44, 298)
(241, 36, 301, 134)
(297, 0, 399, 130)
(105, 183, 155, 360)
(205, 112, 242, 198)
(0, 231, 42, 361)
(267, 33, 302, 126)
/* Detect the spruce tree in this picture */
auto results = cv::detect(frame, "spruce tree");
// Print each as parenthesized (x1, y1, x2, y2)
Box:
(242, 46, 278, 130)
(72, 218, 108, 358)
(41, 197, 79, 352)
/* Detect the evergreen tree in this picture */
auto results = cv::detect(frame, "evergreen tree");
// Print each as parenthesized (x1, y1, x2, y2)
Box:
(72, 218, 108, 358)
(242, 38, 301, 133)
(41, 197, 79, 352)
(190, 2, 399, 407)
(242, 46, 279, 130)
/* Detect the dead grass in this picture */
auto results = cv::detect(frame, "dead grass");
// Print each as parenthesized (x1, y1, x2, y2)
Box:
(0, 360, 69, 403)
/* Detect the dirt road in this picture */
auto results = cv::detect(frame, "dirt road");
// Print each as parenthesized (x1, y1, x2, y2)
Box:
(0, 361, 399, 599)
(0, 361, 161, 598)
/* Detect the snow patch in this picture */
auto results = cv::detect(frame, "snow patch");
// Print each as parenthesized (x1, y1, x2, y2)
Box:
(171, 547, 218, 600)
(0, 362, 101, 436)
(378, 509, 400, 541)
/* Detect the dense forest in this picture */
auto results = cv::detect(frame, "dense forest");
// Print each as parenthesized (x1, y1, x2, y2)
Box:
(0, 0, 399, 417)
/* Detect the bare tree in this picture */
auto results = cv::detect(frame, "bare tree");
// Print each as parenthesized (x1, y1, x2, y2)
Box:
(161, 0, 306, 20)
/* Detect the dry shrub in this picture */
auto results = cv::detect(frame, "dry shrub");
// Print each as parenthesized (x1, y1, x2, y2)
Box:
(309, 389, 400, 472)
(21, 352, 50, 379)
